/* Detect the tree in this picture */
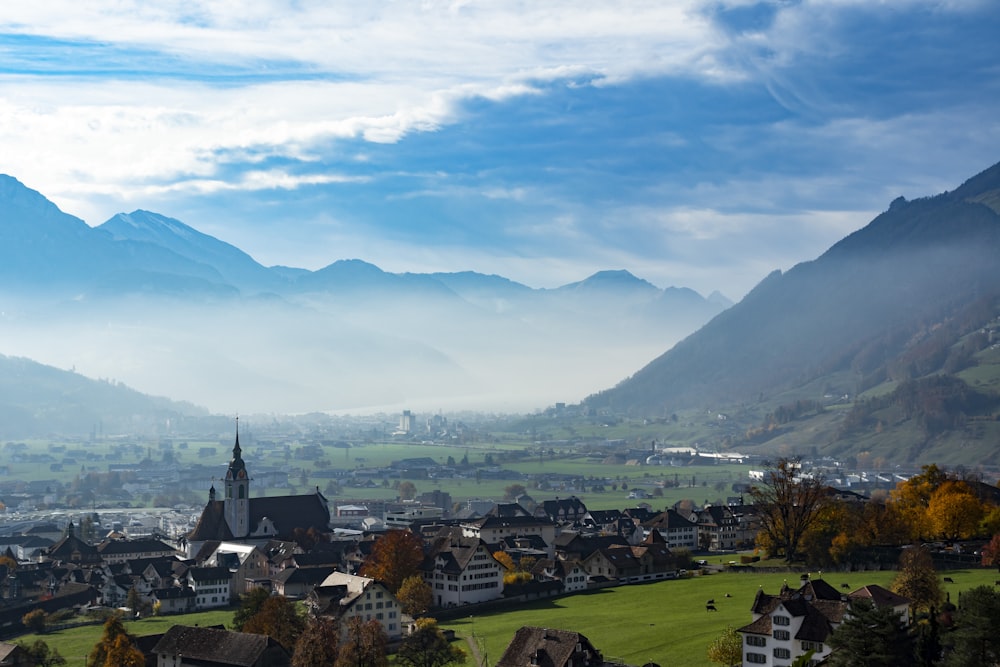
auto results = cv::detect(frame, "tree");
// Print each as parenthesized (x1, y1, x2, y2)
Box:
(126, 586, 142, 615)
(891, 464, 951, 541)
(827, 598, 912, 666)
(706, 625, 741, 667)
(981, 533, 1000, 570)
(232, 587, 272, 631)
(492, 550, 515, 571)
(19, 639, 67, 667)
(396, 618, 465, 667)
(88, 614, 142, 667)
(397, 575, 433, 617)
(242, 595, 306, 651)
(292, 616, 341, 667)
(748, 458, 829, 563)
(359, 530, 425, 594)
(336, 617, 388, 667)
(503, 483, 526, 500)
(926, 480, 984, 541)
(891, 546, 943, 613)
(944, 585, 1000, 666)
(398, 481, 417, 500)
(22, 608, 47, 634)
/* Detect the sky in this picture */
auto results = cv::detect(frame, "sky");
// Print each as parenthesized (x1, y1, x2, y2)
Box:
(0, 1, 998, 301)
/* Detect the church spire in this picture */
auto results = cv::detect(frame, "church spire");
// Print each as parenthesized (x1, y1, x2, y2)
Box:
(227, 416, 247, 481)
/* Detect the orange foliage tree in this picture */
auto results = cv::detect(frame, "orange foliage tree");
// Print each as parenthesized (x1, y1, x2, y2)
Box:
(926, 480, 984, 541)
(359, 530, 425, 594)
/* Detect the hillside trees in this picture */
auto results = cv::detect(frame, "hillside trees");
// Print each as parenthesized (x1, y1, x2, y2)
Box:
(749, 458, 829, 563)
(359, 530, 425, 594)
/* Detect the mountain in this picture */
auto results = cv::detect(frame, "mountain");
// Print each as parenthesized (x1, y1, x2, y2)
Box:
(0, 353, 208, 437)
(585, 160, 1000, 464)
(0, 175, 728, 423)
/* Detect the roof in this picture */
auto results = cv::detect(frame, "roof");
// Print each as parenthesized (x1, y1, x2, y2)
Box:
(99, 539, 177, 555)
(152, 625, 285, 666)
(496, 626, 601, 667)
(422, 528, 495, 575)
(849, 584, 910, 608)
(189, 493, 331, 542)
(188, 566, 233, 582)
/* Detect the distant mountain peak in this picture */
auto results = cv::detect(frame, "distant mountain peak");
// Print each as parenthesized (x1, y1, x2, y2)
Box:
(560, 269, 659, 292)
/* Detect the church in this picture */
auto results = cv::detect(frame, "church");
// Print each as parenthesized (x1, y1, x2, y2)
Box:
(186, 427, 331, 558)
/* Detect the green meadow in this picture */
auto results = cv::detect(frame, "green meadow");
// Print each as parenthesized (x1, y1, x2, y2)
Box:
(443, 568, 998, 667)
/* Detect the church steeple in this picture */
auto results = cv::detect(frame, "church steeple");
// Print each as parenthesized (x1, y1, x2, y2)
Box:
(223, 417, 250, 538)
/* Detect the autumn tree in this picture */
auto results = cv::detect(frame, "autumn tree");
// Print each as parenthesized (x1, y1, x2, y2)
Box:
(88, 614, 143, 667)
(242, 595, 306, 651)
(749, 458, 829, 563)
(926, 480, 984, 541)
(980, 533, 1000, 570)
(232, 587, 272, 631)
(492, 550, 515, 571)
(22, 608, 47, 634)
(336, 617, 388, 667)
(398, 481, 417, 500)
(891, 546, 943, 613)
(395, 618, 465, 667)
(706, 625, 742, 667)
(397, 574, 433, 617)
(827, 598, 912, 667)
(292, 616, 341, 667)
(359, 529, 425, 594)
(891, 464, 951, 541)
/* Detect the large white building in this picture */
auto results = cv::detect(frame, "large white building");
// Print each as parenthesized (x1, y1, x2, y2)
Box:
(420, 527, 505, 608)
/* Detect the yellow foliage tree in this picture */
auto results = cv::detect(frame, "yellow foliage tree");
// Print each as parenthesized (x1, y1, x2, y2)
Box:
(926, 480, 984, 541)
(890, 464, 950, 541)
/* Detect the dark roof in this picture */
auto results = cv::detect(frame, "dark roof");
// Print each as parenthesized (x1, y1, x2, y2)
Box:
(152, 625, 288, 666)
(422, 528, 495, 575)
(496, 626, 602, 667)
(274, 565, 337, 585)
(98, 539, 177, 556)
(152, 586, 196, 600)
(849, 584, 910, 608)
(188, 566, 233, 582)
(189, 492, 331, 542)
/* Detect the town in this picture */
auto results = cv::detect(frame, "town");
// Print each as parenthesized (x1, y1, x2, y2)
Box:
(2, 417, 999, 666)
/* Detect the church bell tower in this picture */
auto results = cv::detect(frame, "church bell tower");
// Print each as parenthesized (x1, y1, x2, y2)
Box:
(224, 419, 251, 538)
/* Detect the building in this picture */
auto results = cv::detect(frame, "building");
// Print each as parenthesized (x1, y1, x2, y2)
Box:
(736, 578, 911, 667)
(152, 625, 290, 667)
(186, 427, 331, 558)
(497, 626, 607, 667)
(311, 572, 403, 640)
(421, 527, 505, 608)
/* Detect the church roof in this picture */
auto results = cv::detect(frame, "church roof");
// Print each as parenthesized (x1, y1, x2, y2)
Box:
(188, 492, 331, 543)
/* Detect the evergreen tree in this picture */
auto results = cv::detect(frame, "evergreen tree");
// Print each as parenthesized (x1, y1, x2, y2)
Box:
(944, 585, 1000, 666)
(396, 618, 465, 667)
(827, 598, 912, 667)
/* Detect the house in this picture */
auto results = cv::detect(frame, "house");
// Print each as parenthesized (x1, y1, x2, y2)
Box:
(97, 538, 179, 564)
(641, 509, 699, 550)
(461, 504, 560, 556)
(186, 566, 233, 609)
(152, 625, 290, 667)
(530, 559, 589, 593)
(0, 642, 31, 667)
(736, 578, 911, 667)
(537, 497, 588, 525)
(150, 586, 197, 615)
(420, 527, 505, 608)
(496, 626, 606, 667)
(311, 572, 403, 640)
(697, 504, 759, 551)
(204, 543, 270, 597)
(580, 531, 675, 584)
(272, 565, 336, 599)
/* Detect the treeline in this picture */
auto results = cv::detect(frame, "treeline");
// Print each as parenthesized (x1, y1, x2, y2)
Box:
(839, 375, 999, 439)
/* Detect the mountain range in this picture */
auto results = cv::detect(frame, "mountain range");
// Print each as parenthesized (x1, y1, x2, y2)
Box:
(0, 174, 730, 429)
(586, 160, 1000, 465)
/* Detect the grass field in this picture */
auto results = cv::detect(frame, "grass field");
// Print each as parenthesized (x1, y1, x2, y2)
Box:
(442, 568, 999, 667)
(15, 608, 236, 667)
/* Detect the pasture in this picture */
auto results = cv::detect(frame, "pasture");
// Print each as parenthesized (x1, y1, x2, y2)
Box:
(443, 567, 998, 667)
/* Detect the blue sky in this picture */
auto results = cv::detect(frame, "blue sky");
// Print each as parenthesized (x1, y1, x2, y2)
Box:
(0, 1, 997, 300)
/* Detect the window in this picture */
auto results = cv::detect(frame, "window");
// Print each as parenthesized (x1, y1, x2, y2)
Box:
(774, 648, 791, 659)
(746, 653, 766, 664)
(772, 615, 790, 626)
(746, 635, 766, 647)
(801, 641, 823, 652)
(773, 630, 790, 641)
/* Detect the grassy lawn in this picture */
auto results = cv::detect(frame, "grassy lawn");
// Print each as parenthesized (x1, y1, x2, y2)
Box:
(443, 568, 998, 667)
(16, 608, 235, 667)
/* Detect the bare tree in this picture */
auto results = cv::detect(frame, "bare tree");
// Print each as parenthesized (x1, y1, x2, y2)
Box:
(749, 457, 828, 563)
